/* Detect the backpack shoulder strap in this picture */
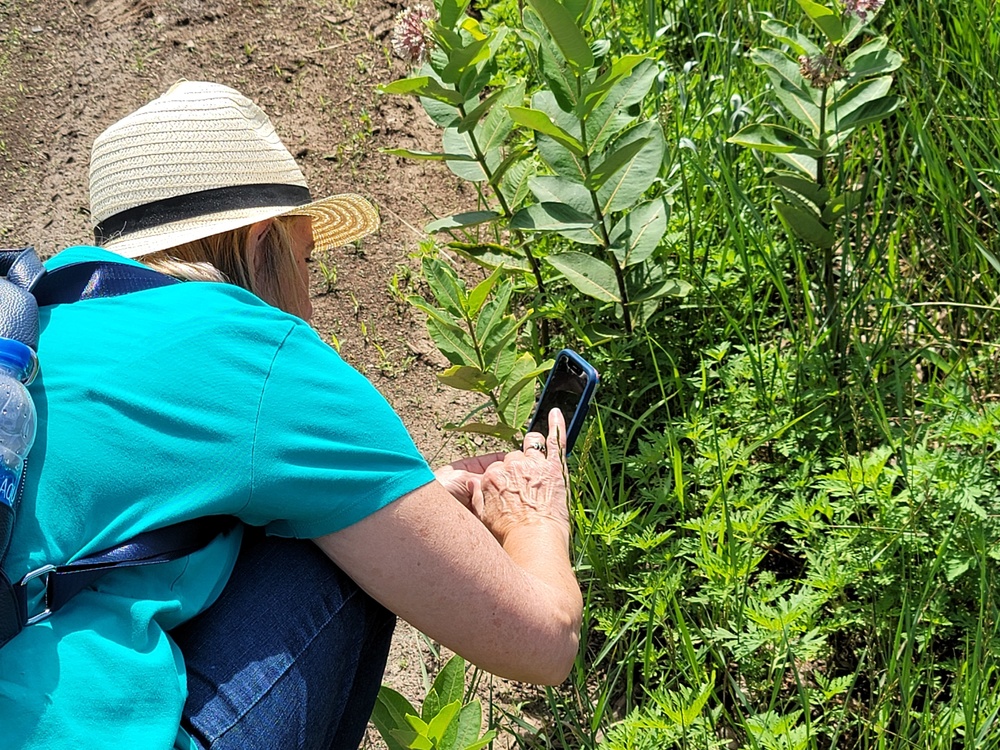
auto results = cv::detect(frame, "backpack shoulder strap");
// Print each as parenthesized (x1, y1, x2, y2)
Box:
(33, 259, 180, 306)
(0, 248, 235, 650)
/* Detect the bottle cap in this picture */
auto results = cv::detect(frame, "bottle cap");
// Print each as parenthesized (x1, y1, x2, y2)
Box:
(0, 337, 38, 384)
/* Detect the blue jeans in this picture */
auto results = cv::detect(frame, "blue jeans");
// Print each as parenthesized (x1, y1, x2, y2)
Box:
(170, 529, 395, 750)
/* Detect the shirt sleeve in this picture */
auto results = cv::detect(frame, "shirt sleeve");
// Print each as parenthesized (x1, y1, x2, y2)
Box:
(241, 321, 435, 538)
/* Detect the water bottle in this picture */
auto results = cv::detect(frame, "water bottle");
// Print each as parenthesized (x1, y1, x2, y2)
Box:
(0, 337, 37, 561)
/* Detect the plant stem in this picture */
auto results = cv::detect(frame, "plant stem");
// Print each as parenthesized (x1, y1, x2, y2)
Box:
(817, 80, 837, 357)
(456, 101, 550, 351)
(588, 182, 634, 333)
(579, 108, 634, 333)
(457, 103, 547, 297)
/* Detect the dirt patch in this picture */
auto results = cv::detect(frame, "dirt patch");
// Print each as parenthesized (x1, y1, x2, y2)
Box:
(0, 0, 540, 743)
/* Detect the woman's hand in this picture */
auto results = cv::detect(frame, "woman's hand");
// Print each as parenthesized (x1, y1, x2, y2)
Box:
(318, 407, 581, 684)
(472, 408, 569, 546)
(434, 452, 505, 509)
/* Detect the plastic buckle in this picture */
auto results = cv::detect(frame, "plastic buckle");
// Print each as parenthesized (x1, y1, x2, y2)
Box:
(20, 564, 56, 625)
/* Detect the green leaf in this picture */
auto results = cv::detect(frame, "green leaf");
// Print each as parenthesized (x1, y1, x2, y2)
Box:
(534, 26, 579, 112)
(528, 175, 602, 244)
(457, 89, 506, 134)
(422, 687, 442, 724)
(510, 202, 597, 231)
(547, 252, 621, 301)
(371, 687, 420, 750)
(579, 54, 648, 118)
(427, 701, 462, 743)
(491, 342, 517, 383)
(408, 295, 466, 333)
(474, 84, 522, 153)
(752, 48, 822, 135)
(381, 148, 476, 162)
(760, 18, 822, 57)
(440, 37, 491, 84)
(429, 25, 465, 54)
(442, 127, 500, 182)
(438, 0, 471, 28)
(438, 365, 501, 392)
(766, 170, 829, 209)
(840, 10, 866, 45)
(727, 123, 824, 156)
(405, 712, 430, 734)
(563, 0, 595, 23)
(481, 316, 519, 367)
(631, 276, 692, 302)
(582, 321, 624, 343)
(609, 198, 669, 266)
(597, 121, 665, 213)
(422, 257, 466, 313)
(457, 63, 495, 101)
(585, 60, 657, 153)
(427, 317, 478, 366)
(536, 131, 586, 180)
(506, 106, 584, 156)
(466, 266, 502, 316)
(529, 175, 593, 214)
(432, 655, 467, 708)
(425, 211, 502, 233)
(776, 151, 818, 179)
(463, 731, 498, 750)
(524, 0, 594, 71)
(448, 242, 533, 272)
(380, 76, 466, 105)
(977, 242, 1000, 274)
(794, 0, 843, 43)
(445, 421, 520, 441)
(459, 82, 521, 134)
(585, 136, 652, 190)
(531, 92, 587, 180)
(831, 92, 903, 134)
(828, 75, 892, 132)
(499, 354, 549, 415)
(845, 38, 903, 80)
(497, 151, 535, 207)
(421, 94, 475, 127)
(820, 190, 863, 223)
(390, 728, 431, 750)
(761, 73, 821, 133)
(442, 699, 483, 750)
(476, 281, 514, 352)
(774, 200, 836, 248)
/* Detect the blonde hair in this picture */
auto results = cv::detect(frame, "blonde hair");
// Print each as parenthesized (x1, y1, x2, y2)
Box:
(143, 217, 308, 317)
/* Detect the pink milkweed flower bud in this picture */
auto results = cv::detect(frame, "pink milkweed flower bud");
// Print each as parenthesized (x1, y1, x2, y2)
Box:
(842, 0, 885, 21)
(391, 4, 437, 66)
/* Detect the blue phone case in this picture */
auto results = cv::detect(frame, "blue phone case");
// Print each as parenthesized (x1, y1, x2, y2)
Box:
(528, 349, 599, 454)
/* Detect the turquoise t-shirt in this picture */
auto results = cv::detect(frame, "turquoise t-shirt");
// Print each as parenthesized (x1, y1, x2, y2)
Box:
(0, 246, 435, 748)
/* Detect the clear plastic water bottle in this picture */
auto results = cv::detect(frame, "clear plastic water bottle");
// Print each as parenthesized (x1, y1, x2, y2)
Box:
(0, 338, 37, 558)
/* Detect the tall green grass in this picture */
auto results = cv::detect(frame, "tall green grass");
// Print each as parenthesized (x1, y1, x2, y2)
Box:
(470, 0, 1000, 746)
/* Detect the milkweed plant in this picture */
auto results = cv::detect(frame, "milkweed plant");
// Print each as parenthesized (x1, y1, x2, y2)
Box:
(728, 0, 904, 359)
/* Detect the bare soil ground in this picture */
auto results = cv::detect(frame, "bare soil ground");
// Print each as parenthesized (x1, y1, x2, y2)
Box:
(0, 0, 540, 744)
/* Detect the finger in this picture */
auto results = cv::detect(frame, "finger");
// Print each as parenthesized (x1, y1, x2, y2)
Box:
(469, 477, 485, 519)
(547, 407, 568, 459)
(522, 430, 548, 457)
(452, 452, 506, 474)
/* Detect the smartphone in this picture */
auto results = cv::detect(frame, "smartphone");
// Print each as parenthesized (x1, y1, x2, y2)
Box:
(526, 349, 599, 455)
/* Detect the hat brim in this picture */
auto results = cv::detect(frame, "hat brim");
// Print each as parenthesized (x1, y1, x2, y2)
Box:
(102, 193, 380, 259)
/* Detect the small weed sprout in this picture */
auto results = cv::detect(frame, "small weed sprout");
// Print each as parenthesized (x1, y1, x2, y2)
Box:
(314, 253, 338, 294)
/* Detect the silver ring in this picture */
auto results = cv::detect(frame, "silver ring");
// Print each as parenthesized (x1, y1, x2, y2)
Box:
(529, 441, 546, 453)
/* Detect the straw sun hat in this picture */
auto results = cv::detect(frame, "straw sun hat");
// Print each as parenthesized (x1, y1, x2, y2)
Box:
(88, 80, 379, 259)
